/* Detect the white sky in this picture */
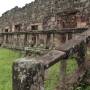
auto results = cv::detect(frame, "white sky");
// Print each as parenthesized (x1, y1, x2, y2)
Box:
(0, 0, 34, 16)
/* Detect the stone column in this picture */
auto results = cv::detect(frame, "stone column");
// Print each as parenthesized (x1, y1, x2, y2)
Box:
(24, 34, 27, 47)
(36, 34, 39, 47)
(43, 34, 47, 48)
(13, 58, 45, 90)
(66, 34, 68, 43)
(3, 35, 6, 46)
(11, 34, 14, 48)
(76, 41, 86, 68)
(46, 34, 51, 49)
(74, 41, 87, 89)
(50, 34, 54, 49)
(13, 34, 17, 48)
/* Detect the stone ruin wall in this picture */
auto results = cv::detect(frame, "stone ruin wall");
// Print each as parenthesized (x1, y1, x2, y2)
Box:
(0, 0, 56, 32)
(0, 0, 89, 32)
(0, 0, 90, 49)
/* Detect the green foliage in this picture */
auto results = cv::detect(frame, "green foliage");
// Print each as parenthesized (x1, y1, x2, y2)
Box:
(75, 84, 90, 90)
(85, 86, 90, 90)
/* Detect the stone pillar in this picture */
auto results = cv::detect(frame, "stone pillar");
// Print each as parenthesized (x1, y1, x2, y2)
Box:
(46, 34, 51, 49)
(36, 34, 39, 46)
(3, 35, 6, 46)
(11, 34, 14, 48)
(50, 34, 54, 49)
(24, 34, 27, 47)
(76, 41, 86, 68)
(13, 58, 45, 90)
(66, 34, 68, 43)
(60, 60, 67, 90)
(43, 34, 47, 48)
(74, 41, 87, 89)
(13, 34, 17, 48)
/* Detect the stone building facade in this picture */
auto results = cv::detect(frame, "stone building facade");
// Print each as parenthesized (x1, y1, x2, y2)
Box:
(0, 0, 89, 50)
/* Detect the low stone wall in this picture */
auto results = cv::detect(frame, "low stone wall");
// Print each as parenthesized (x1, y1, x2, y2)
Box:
(13, 58, 44, 90)
(12, 29, 90, 90)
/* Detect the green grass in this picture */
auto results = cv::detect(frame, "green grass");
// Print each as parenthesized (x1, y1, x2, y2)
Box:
(67, 58, 78, 75)
(0, 48, 90, 90)
(0, 48, 21, 90)
(45, 58, 90, 90)
(75, 84, 90, 90)
(85, 86, 90, 90)
(45, 63, 60, 90)
(45, 58, 78, 90)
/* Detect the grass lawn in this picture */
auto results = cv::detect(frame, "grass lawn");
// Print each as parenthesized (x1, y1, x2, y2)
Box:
(45, 58, 78, 90)
(0, 48, 21, 90)
(0, 48, 90, 90)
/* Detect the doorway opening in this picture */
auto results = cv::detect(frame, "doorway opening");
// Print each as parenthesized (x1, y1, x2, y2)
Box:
(31, 25, 38, 30)
(5, 29, 8, 32)
(15, 24, 21, 32)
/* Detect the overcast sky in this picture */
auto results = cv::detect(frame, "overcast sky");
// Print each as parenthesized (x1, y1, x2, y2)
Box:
(0, 0, 34, 16)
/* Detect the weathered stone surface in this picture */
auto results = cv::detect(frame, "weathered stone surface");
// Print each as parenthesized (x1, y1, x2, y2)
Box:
(13, 58, 44, 90)
(0, 0, 89, 31)
(12, 29, 90, 90)
(38, 50, 65, 69)
(0, 28, 87, 50)
(0, 0, 89, 48)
